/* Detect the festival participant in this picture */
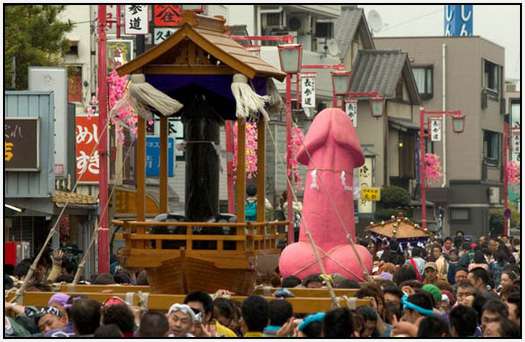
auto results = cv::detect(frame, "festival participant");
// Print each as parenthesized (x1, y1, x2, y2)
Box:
(213, 297, 240, 335)
(453, 267, 468, 287)
(166, 304, 197, 337)
(504, 292, 520, 326)
(69, 298, 101, 337)
(263, 300, 293, 336)
(430, 244, 448, 280)
(482, 317, 520, 337)
(137, 312, 170, 337)
(393, 265, 418, 286)
(468, 267, 498, 300)
(383, 285, 403, 310)
(455, 281, 477, 307)
(302, 274, 323, 288)
(416, 316, 450, 337)
(240, 295, 269, 337)
(448, 305, 479, 337)
(36, 306, 68, 335)
(297, 312, 324, 337)
(281, 275, 302, 288)
(421, 284, 442, 308)
(442, 237, 454, 255)
(323, 307, 354, 338)
(499, 269, 518, 294)
(480, 300, 509, 333)
(406, 247, 425, 281)
(356, 306, 380, 337)
(93, 324, 123, 337)
(184, 291, 237, 337)
(422, 262, 438, 284)
(101, 298, 136, 337)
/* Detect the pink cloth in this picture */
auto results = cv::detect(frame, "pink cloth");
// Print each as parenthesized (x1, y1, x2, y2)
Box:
(279, 108, 372, 281)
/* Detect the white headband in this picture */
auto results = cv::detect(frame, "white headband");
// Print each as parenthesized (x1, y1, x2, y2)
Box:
(168, 303, 197, 322)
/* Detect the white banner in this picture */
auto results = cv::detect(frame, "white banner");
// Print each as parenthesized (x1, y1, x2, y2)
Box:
(301, 76, 316, 108)
(430, 118, 442, 142)
(154, 28, 178, 44)
(345, 100, 357, 127)
(512, 131, 520, 161)
(358, 157, 373, 214)
(125, 5, 149, 35)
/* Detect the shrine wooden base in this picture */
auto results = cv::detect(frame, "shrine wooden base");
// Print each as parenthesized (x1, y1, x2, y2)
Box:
(146, 254, 257, 295)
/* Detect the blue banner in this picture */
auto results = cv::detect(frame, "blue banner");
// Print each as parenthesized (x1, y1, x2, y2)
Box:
(444, 5, 473, 36)
(146, 136, 175, 177)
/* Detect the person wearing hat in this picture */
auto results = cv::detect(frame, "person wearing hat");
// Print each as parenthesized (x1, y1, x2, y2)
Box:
(36, 306, 69, 335)
(167, 303, 197, 337)
(421, 284, 442, 307)
(297, 312, 325, 337)
(423, 262, 438, 284)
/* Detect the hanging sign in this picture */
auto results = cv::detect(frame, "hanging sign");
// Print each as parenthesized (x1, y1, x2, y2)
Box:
(124, 5, 149, 35)
(75, 115, 99, 183)
(430, 118, 442, 141)
(445, 5, 473, 37)
(154, 28, 178, 44)
(361, 187, 381, 202)
(5, 118, 40, 171)
(358, 157, 373, 213)
(512, 130, 520, 162)
(153, 5, 183, 27)
(301, 74, 316, 108)
(345, 99, 358, 127)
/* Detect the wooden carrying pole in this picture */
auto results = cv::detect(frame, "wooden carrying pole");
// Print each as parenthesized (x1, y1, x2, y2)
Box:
(236, 119, 246, 222)
(256, 118, 266, 222)
(160, 116, 168, 213)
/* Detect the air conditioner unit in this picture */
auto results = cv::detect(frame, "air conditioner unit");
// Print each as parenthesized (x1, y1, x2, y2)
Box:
(287, 14, 310, 35)
(261, 7, 286, 30)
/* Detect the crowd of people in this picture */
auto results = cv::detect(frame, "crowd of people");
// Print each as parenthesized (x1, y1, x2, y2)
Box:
(4, 233, 521, 338)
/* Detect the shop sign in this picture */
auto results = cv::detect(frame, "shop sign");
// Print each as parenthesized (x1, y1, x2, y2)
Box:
(124, 5, 149, 35)
(5, 118, 39, 171)
(345, 99, 358, 127)
(301, 74, 316, 108)
(146, 136, 175, 177)
(358, 158, 374, 213)
(430, 118, 442, 141)
(154, 5, 183, 27)
(75, 115, 99, 183)
(361, 187, 381, 202)
(154, 28, 178, 45)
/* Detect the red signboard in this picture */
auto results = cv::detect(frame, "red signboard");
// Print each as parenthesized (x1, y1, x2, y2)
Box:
(76, 115, 100, 183)
(154, 5, 183, 27)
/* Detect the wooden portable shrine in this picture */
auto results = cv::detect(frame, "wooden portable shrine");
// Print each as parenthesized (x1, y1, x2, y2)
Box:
(365, 214, 432, 249)
(114, 11, 286, 295)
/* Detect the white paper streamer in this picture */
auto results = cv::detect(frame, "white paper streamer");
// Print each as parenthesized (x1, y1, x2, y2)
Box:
(340, 171, 352, 192)
(310, 169, 319, 190)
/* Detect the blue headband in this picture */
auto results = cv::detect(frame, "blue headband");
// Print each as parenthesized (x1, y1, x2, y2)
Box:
(298, 312, 325, 332)
(401, 294, 434, 317)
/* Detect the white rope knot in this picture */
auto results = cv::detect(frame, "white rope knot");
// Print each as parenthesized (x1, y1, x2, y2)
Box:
(310, 169, 319, 190)
(340, 171, 352, 192)
(231, 73, 270, 121)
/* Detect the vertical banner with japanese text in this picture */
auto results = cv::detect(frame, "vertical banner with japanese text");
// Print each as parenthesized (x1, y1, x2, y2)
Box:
(76, 115, 100, 183)
(430, 118, 442, 141)
(124, 5, 149, 35)
(358, 157, 373, 213)
(345, 99, 358, 127)
(301, 73, 316, 109)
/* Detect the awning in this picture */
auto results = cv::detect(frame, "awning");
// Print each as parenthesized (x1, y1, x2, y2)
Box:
(389, 118, 420, 131)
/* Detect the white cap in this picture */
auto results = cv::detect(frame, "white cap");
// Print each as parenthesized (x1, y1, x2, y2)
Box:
(167, 303, 197, 322)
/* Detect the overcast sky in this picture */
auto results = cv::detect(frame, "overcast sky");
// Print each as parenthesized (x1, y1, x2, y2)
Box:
(359, 4, 521, 80)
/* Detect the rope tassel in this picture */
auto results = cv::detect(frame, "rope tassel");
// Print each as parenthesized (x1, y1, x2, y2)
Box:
(231, 74, 270, 121)
(128, 74, 183, 117)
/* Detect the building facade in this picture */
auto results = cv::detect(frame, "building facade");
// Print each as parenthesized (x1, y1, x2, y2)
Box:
(375, 36, 506, 238)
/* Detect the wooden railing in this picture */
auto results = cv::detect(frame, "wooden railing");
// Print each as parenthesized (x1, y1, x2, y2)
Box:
(6, 291, 373, 314)
(113, 220, 289, 254)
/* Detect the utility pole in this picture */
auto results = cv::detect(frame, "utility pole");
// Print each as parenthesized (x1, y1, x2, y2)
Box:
(97, 5, 110, 273)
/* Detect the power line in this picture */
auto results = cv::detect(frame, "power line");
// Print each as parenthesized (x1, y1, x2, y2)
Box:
(379, 9, 443, 33)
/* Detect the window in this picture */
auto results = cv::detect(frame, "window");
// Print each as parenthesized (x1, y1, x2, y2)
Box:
(67, 66, 82, 103)
(450, 208, 470, 221)
(483, 130, 500, 165)
(483, 60, 500, 95)
(412, 66, 433, 99)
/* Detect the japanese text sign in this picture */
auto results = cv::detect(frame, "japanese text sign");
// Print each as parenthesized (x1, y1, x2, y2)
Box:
(301, 75, 316, 108)
(154, 5, 183, 27)
(76, 115, 99, 183)
(345, 100, 358, 128)
(512, 131, 520, 161)
(430, 118, 442, 142)
(146, 136, 175, 177)
(5, 118, 39, 171)
(154, 28, 178, 44)
(358, 158, 373, 213)
(361, 187, 381, 202)
(125, 5, 149, 35)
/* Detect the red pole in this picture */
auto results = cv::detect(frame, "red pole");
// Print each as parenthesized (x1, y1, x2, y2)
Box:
(419, 108, 427, 231)
(286, 73, 294, 244)
(503, 116, 509, 236)
(97, 5, 110, 273)
(225, 121, 235, 213)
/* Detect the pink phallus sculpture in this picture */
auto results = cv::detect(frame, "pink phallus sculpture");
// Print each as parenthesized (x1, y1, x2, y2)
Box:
(278, 108, 373, 281)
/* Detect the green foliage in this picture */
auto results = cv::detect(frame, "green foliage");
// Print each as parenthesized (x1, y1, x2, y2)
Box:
(5, 5, 73, 89)
(378, 186, 410, 209)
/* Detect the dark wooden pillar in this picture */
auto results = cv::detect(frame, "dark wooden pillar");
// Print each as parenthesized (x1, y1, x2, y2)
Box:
(160, 116, 168, 213)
